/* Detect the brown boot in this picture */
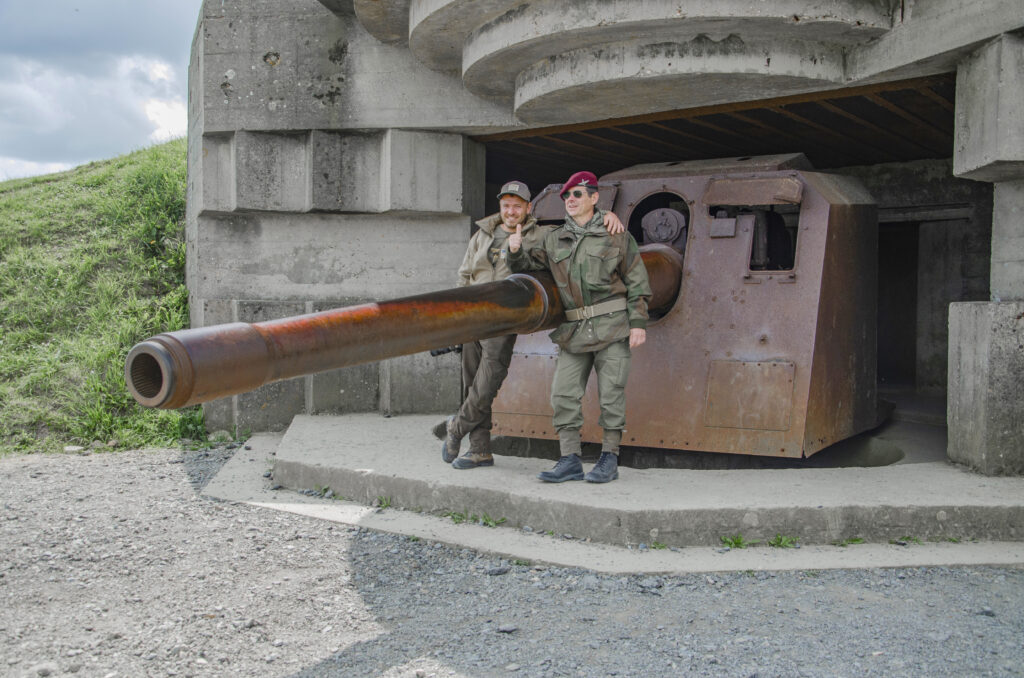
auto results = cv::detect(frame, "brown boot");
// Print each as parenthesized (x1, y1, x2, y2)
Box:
(441, 416, 462, 463)
(452, 449, 494, 469)
(452, 429, 493, 469)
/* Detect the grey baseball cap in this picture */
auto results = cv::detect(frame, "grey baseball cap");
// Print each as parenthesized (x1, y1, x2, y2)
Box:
(496, 180, 531, 202)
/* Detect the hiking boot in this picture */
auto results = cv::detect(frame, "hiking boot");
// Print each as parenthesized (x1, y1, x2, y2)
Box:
(538, 454, 584, 483)
(584, 452, 619, 483)
(441, 415, 462, 464)
(451, 450, 494, 469)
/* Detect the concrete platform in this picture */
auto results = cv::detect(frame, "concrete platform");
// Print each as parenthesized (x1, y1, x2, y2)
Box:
(255, 414, 1024, 551)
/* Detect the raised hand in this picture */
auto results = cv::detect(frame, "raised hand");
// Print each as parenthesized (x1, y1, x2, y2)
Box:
(509, 223, 523, 252)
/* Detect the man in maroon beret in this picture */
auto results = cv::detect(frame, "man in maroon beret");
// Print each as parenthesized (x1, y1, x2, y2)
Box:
(441, 180, 626, 470)
(508, 170, 651, 483)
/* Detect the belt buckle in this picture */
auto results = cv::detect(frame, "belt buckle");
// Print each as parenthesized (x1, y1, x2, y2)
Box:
(582, 305, 594, 320)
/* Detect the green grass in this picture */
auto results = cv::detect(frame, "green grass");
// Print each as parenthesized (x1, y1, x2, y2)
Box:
(440, 510, 507, 527)
(767, 534, 800, 548)
(720, 534, 759, 549)
(0, 139, 204, 455)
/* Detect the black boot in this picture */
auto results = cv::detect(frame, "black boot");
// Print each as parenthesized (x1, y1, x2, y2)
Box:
(538, 454, 584, 483)
(585, 452, 619, 483)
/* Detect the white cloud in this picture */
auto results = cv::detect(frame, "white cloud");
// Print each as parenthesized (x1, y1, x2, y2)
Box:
(0, 0, 205, 179)
(0, 53, 186, 173)
(0, 157, 72, 181)
(145, 99, 187, 142)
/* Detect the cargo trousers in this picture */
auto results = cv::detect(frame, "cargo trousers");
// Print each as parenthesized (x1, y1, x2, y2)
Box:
(551, 338, 631, 453)
(453, 334, 518, 447)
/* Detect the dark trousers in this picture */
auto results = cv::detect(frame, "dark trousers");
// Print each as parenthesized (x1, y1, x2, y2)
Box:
(454, 334, 517, 440)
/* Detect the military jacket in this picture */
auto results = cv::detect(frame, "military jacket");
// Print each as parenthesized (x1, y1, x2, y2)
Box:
(457, 214, 543, 286)
(510, 209, 651, 352)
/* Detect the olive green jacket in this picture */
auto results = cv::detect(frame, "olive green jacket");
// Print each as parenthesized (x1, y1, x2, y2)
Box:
(457, 214, 542, 286)
(510, 209, 651, 352)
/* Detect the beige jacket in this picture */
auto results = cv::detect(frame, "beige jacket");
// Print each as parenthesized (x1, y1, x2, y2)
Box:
(457, 213, 543, 286)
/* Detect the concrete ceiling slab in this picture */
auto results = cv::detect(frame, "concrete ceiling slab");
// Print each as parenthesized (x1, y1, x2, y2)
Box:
(513, 37, 846, 125)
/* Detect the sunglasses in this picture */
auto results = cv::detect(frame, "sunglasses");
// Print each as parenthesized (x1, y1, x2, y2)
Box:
(562, 188, 592, 200)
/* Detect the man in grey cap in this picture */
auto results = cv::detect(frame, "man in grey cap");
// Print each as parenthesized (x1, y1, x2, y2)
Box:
(442, 180, 625, 469)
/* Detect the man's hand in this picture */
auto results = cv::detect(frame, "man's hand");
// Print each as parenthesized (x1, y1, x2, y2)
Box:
(603, 211, 625, 235)
(629, 328, 646, 348)
(508, 223, 523, 253)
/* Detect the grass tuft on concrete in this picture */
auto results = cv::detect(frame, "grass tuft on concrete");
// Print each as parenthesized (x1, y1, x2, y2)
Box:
(0, 139, 205, 455)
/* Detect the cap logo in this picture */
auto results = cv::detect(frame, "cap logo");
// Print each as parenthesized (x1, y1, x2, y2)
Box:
(508, 183, 520, 191)
(578, 179, 589, 186)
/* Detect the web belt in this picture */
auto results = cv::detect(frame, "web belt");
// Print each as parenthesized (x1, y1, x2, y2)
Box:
(564, 297, 628, 321)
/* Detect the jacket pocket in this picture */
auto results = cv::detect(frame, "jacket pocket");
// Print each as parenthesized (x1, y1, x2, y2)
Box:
(583, 246, 620, 290)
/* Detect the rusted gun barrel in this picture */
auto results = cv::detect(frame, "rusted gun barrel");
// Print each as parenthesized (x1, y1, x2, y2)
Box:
(125, 245, 683, 409)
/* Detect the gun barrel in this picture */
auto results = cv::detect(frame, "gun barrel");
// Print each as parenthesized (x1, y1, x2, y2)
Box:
(126, 245, 683, 409)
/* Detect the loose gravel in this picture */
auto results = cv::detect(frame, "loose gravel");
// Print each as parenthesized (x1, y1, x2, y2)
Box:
(2, 447, 1023, 678)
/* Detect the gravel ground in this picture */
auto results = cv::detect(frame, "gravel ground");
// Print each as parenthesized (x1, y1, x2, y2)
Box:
(2, 447, 1023, 678)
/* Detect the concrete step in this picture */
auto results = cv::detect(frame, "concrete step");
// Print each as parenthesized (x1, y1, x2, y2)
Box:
(268, 414, 1024, 549)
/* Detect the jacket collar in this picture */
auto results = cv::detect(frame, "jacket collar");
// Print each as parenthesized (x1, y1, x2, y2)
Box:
(475, 213, 538, 236)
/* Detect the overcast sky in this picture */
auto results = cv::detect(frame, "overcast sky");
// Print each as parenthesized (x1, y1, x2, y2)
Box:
(0, 0, 205, 180)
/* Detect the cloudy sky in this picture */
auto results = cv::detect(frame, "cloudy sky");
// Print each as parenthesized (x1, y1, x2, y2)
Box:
(0, 0, 205, 180)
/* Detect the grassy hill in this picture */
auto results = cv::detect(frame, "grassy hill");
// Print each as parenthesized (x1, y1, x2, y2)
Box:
(0, 139, 205, 455)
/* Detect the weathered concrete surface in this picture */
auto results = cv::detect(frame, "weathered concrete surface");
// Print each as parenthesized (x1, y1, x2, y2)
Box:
(269, 414, 1024, 549)
(947, 301, 1024, 475)
(846, 0, 1024, 84)
(992, 180, 1024, 301)
(350, 0, 1024, 127)
(463, 1, 883, 101)
(198, 130, 482, 216)
(194, 0, 513, 134)
(954, 32, 1024, 183)
(188, 213, 467, 302)
(186, 0, 510, 431)
(351, 0, 408, 44)
(513, 38, 846, 124)
(206, 432, 1024, 573)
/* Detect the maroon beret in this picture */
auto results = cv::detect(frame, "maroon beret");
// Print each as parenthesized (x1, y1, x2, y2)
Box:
(559, 171, 598, 198)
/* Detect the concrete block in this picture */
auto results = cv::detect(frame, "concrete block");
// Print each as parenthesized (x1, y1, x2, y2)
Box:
(991, 179, 1024, 301)
(381, 351, 460, 415)
(190, 212, 468, 301)
(311, 365, 379, 413)
(237, 379, 307, 433)
(309, 130, 383, 212)
(947, 301, 1024, 475)
(197, 1, 514, 134)
(202, 398, 236, 434)
(198, 134, 235, 213)
(198, 298, 235, 327)
(382, 130, 471, 213)
(954, 34, 1024, 182)
(234, 132, 309, 212)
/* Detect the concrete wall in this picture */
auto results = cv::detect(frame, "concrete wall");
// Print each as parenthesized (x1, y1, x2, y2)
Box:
(187, 0, 511, 432)
(949, 32, 1024, 474)
(835, 160, 992, 393)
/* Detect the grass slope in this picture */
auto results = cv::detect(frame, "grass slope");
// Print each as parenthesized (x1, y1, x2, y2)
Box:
(0, 139, 204, 455)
